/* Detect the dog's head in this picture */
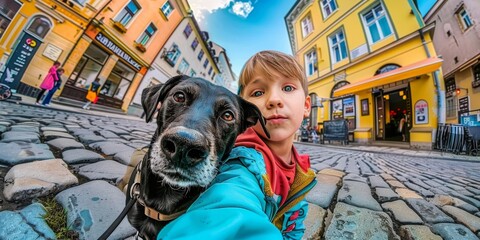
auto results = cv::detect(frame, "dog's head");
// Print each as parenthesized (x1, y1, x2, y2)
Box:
(141, 75, 268, 188)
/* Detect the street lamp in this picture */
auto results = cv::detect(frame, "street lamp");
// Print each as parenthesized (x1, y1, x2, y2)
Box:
(455, 87, 469, 96)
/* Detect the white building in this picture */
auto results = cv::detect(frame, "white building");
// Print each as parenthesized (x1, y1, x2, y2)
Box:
(211, 42, 237, 93)
(128, 15, 220, 116)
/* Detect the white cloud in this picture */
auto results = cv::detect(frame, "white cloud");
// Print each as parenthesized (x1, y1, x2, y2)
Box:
(188, 0, 234, 21)
(188, 0, 255, 21)
(231, 1, 254, 18)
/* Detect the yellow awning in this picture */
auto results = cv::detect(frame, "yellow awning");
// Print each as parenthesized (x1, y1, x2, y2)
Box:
(333, 57, 443, 97)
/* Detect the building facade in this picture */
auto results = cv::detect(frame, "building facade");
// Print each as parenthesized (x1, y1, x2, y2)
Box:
(0, 0, 99, 95)
(286, 0, 445, 149)
(211, 42, 237, 93)
(59, 0, 184, 111)
(129, 13, 220, 115)
(424, 0, 480, 126)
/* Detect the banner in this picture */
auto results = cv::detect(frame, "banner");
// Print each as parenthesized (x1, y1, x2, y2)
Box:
(0, 31, 41, 90)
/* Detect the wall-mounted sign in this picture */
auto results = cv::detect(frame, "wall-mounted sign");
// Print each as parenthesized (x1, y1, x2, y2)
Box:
(343, 97, 355, 117)
(414, 99, 428, 125)
(460, 115, 480, 126)
(458, 96, 469, 116)
(42, 43, 63, 61)
(95, 32, 142, 71)
(0, 31, 41, 90)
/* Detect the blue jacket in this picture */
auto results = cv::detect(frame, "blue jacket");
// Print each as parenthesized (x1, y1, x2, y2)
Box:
(157, 146, 317, 239)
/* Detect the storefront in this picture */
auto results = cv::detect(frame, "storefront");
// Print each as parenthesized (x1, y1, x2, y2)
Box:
(61, 30, 147, 109)
(332, 57, 443, 149)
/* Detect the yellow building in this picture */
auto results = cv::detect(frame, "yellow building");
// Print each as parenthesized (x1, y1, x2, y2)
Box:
(285, 0, 445, 149)
(59, 0, 187, 111)
(0, 0, 98, 96)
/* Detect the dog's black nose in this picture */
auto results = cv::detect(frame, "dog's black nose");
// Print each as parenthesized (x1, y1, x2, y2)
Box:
(161, 130, 209, 166)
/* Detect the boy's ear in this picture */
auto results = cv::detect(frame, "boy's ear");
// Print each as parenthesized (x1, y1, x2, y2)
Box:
(303, 95, 312, 118)
(141, 75, 189, 123)
(239, 98, 270, 139)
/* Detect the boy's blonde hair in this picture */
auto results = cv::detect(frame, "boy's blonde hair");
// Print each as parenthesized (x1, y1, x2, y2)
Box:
(238, 50, 308, 96)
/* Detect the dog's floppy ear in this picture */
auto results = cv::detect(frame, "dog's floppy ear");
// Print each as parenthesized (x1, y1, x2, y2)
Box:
(141, 75, 189, 123)
(239, 98, 270, 139)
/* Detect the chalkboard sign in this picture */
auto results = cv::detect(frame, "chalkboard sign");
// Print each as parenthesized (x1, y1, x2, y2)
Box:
(458, 97, 469, 114)
(323, 120, 348, 143)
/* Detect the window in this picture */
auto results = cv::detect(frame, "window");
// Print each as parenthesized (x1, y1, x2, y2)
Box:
(191, 38, 199, 50)
(208, 66, 213, 75)
(446, 97, 456, 118)
(165, 43, 181, 66)
(72, 0, 88, 6)
(183, 24, 192, 38)
(203, 59, 208, 68)
(329, 30, 347, 63)
(362, 4, 393, 44)
(70, 44, 109, 89)
(189, 69, 196, 77)
(178, 59, 189, 74)
(445, 77, 456, 98)
(161, 1, 174, 18)
(320, 0, 337, 18)
(457, 7, 473, 30)
(115, 0, 140, 26)
(305, 49, 317, 76)
(137, 23, 156, 45)
(198, 50, 204, 61)
(0, 0, 21, 38)
(301, 15, 313, 37)
(26, 16, 52, 39)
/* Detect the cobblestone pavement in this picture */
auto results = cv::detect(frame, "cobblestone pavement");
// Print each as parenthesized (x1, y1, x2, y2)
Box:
(1, 100, 480, 239)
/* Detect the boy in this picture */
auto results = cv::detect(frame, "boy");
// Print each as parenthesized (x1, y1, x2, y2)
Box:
(158, 51, 316, 239)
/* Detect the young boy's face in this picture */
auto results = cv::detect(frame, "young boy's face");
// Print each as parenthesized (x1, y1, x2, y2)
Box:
(242, 71, 311, 143)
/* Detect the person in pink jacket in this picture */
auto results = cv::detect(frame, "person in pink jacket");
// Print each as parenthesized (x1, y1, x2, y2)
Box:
(35, 61, 61, 105)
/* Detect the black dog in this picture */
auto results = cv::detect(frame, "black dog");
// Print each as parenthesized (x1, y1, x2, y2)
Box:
(126, 75, 269, 239)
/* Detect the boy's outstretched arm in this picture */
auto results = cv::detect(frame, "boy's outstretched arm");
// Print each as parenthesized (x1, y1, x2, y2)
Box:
(157, 159, 282, 240)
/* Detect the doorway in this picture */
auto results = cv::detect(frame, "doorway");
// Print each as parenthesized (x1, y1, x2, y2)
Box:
(375, 88, 411, 141)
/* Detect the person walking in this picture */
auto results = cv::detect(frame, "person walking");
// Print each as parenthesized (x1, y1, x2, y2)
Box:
(82, 78, 101, 110)
(35, 61, 61, 105)
(41, 68, 64, 106)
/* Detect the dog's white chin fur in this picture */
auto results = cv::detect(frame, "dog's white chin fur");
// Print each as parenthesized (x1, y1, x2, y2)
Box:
(149, 135, 218, 188)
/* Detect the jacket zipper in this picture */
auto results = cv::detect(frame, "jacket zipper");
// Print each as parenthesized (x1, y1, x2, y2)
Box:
(277, 178, 317, 213)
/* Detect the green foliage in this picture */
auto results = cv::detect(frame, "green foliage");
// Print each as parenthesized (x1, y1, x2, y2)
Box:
(40, 198, 79, 240)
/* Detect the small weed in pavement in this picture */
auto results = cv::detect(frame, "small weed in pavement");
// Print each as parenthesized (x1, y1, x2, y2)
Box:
(40, 197, 79, 240)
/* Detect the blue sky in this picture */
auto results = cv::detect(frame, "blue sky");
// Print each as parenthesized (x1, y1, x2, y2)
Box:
(189, 0, 295, 77)
(417, 0, 437, 16)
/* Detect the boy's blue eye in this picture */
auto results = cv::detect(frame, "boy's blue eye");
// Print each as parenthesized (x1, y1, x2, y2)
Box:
(252, 91, 263, 97)
(283, 86, 294, 92)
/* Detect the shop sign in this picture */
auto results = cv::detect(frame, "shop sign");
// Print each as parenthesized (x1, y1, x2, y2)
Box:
(95, 32, 142, 71)
(42, 43, 63, 61)
(0, 31, 41, 91)
(414, 99, 428, 125)
(458, 97, 469, 115)
(460, 115, 480, 126)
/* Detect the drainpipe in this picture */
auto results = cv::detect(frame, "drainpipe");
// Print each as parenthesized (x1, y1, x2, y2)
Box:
(419, 29, 445, 124)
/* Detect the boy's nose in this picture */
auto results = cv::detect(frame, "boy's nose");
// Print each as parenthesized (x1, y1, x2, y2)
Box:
(266, 92, 283, 108)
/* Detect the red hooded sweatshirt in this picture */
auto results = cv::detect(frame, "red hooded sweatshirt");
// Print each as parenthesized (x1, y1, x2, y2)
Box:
(235, 128, 311, 206)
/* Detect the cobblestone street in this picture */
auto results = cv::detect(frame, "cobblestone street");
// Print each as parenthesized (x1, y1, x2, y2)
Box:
(0, 100, 480, 239)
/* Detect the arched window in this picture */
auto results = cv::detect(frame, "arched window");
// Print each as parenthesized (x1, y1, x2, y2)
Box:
(330, 81, 350, 98)
(375, 64, 401, 76)
(329, 81, 356, 131)
(26, 15, 52, 39)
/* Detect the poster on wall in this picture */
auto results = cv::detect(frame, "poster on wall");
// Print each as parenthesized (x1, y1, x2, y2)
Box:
(343, 97, 355, 117)
(332, 99, 343, 119)
(414, 99, 428, 124)
(0, 31, 41, 91)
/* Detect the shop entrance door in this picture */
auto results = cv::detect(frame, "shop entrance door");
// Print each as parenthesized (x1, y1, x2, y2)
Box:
(374, 93, 385, 140)
(376, 88, 411, 141)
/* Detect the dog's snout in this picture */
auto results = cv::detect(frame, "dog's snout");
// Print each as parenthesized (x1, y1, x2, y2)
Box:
(161, 129, 209, 166)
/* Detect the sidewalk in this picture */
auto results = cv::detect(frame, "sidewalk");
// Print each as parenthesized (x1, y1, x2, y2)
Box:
(296, 141, 480, 162)
(8, 94, 143, 121)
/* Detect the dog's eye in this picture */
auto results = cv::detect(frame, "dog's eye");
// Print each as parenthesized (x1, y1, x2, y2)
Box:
(222, 111, 234, 121)
(173, 92, 185, 103)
